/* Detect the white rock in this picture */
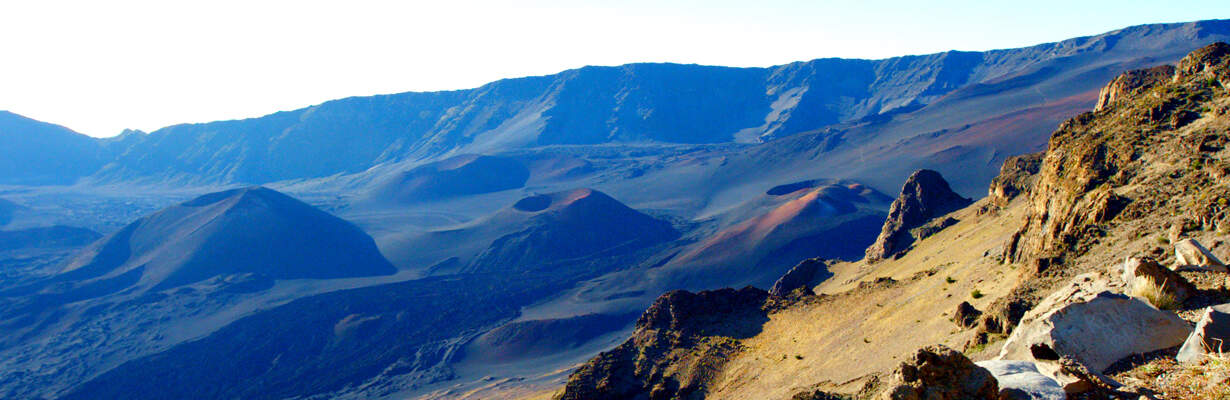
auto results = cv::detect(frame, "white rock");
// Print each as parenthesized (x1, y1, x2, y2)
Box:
(1177, 303, 1230, 363)
(997, 273, 1190, 391)
(1173, 238, 1229, 272)
(976, 360, 1065, 400)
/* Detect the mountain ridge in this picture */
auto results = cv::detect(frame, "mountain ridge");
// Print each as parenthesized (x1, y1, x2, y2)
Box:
(4, 19, 1229, 186)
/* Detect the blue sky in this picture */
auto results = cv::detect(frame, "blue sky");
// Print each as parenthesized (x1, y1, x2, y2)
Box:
(1, 0, 1228, 137)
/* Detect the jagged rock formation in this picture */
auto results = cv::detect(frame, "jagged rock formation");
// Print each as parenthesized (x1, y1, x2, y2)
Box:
(1093, 65, 1176, 111)
(877, 345, 999, 400)
(988, 42, 1230, 344)
(1177, 303, 1230, 363)
(987, 152, 1043, 206)
(769, 258, 826, 297)
(1007, 42, 1230, 265)
(557, 287, 769, 400)
(865, 170, 971, 262)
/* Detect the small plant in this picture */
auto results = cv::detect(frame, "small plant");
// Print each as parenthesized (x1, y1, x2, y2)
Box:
(970, 290, 984, 299)
(1190, 159, 1204, 171)
(945, 276, 956, 284)
(1131, 277, 1180, 310)
(795, 354, 804, 360)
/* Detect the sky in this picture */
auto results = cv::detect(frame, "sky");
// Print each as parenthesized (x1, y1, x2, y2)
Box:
(1, 1, 1229, 137)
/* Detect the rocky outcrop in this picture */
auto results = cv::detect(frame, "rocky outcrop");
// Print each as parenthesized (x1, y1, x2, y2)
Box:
(987, 152, 1044, 206)
(770, 258, 825, 297)
(558, 287, 769, 400)
(1174, 41, 1230, 81)
(997, 273, 1190, 392)
(878, 345, 1000, 400)
(1008, 43, 1230, 265)
(1093, 65, 1176, 112)
(952, 301, 982, 329)
(1177, 303, 1230, 363)
(1173, 238, 1228, 272)
(865, 170, 971, 263)
(1120, 257, 1198, 305)
(975, 360, 1064, 400)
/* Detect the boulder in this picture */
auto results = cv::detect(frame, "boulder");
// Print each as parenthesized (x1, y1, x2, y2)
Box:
(953, 301, 982, 329)
(997, 273, 1190, 392)
(770, 258, 825, 297)
(878, 345, 999, 400)
(1173, 238, 1229, 272)
(866, 170, 972, 263)
(1119, 257, 1197, 305)
(975, 360, 1064, 400)
(1177, 303, 1230, 363)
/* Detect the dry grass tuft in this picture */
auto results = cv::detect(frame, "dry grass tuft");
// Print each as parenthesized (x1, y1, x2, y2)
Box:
(1161, 353, 1230, 400)
(1130, 277, 1180, 310)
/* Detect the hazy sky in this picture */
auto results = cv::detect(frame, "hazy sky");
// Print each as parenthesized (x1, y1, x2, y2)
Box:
(2, 1, 1229, 137)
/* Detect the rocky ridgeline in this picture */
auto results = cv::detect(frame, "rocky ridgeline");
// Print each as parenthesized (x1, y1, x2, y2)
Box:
(558, 287, 769, 400)
(935, 42, 1230, 399)
(865, 170, 971, 263)
(986, 152, 1043, 207)
(556, 43, 1230, 400)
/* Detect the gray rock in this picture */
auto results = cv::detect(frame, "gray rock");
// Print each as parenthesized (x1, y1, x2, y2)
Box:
(1173, 238, 1229, 272)
(975, 360, 1065, 400)
(1177, 303, 1230, 363)
(997, 273, 1190, 392)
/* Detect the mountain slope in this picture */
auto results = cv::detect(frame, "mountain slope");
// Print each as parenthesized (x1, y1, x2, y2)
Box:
(0, 111, 106, 185)
(553, 42, 1230, 400)
(367, 154, 531, 203)
(70, 20, 1230, 185)
(4, 186, 395, 318)
(467, 188, 679, 273)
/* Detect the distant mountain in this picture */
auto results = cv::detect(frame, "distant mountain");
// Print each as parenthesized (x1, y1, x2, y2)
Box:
(0, 111, 106, 185)
(674, 182, 887, 265)
(467, 188, 679, 273)
(0, 20, 1197, 185)
(57, 190, 678, 400)
(7, 187, 394, 312)
(367, 154, 530, 203)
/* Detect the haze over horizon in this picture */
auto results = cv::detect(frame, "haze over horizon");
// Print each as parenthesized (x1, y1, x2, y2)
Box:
(3, 0, 1229, 138)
